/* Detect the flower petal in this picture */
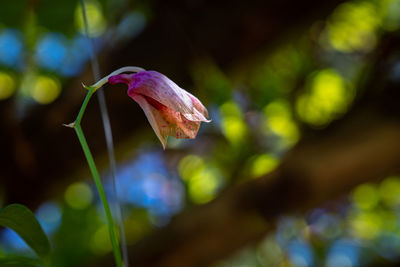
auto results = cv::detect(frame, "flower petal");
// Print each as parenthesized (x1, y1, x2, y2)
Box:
(183, 92, 211, 122)
(126, 71, 209, 122)
(130, 93, 202, 149)
(108, 73, 133, 85)
(130, 94, 168, 149)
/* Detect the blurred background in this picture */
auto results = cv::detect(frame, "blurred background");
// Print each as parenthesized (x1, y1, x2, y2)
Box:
(1, 0, 400, 266)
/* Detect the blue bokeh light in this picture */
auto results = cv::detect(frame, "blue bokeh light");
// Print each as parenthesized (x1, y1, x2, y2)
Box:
(0, 29, 24, 69)
(35, 33, 67, 71)
(287, 240, 314, 267)
(1, 228, 29, 252)
(35, 33, 100, 77)
(104, 149, 184, 223)
(326, 239, 359, 267)
(59, 35, 91, 77)
(35, 201, 62, 236)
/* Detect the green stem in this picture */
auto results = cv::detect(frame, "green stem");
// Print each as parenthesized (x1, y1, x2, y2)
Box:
(75, 87, 95, 125)
(72, 88, 123, 267)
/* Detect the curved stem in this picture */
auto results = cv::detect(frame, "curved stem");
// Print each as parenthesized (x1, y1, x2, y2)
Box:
(90, 66, 145, 91)
(72, 87, 123, 267)
(79, 1, 131, 264)
(75, 87, 95, 125)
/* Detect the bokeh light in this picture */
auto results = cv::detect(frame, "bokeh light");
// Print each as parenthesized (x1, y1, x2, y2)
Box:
(1, 229, 29, 252)
(188, 166, 224, 204)
(90, 225, 112, 254)
(349, 211, 382, 240)
(178, 154, 205, 181)
(75, 0, 106, 37)
(64, 182, 93, 210)
(30, 75, 61, 104)
(264, 100, 299, 147)
(35, 33, 67, 71)
(35, 202, 62, 235)
(248, 154, 278, 178)
(220, 101, 247, 145)
(256, 236, 284, 267)
(0, 72, 16, 100)
(287, 241, 314, 267)
(325, 2, 380, 52)
(379, 176, 400, 207)
(0, 29, 23, 69)
(296, 69, 353, 126)
(352, 183, 379, 210)
(326, 240, 359, 267)
(114, 150, 184, 223)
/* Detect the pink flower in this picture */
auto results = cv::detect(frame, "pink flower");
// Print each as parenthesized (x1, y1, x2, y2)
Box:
(108, 70, 210, 149)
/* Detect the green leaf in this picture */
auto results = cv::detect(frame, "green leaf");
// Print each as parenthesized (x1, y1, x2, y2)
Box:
(0, 204, 51, 260)
(0, 255, 44, 267)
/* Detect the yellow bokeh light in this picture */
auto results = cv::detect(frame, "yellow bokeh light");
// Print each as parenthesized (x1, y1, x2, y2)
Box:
(221, 117, 247, 144)
(220, 101, 247, 145)
(178, 155, 204, 181)
(220, 101, 243, 118)
(379, 176, 400, 207)
(64, 182, 93, 210)
(296, 69, 353, 126)
(188, 167, 222, 204)
(350, 211, 382, 239)
(257, 237, 283, 267)
(75, 0, 106, 37)
(326, 2, 380, 52)
(0, 72, 15, 100)
(352, 183, 379, 210)
(249, 154, 279, 178)
(90, 225, 112, 254)
(31, 75, 61, 104)
(264, 100, 299, 146)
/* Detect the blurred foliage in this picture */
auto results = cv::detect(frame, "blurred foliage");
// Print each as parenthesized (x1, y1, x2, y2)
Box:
(2, 0, 400, 266)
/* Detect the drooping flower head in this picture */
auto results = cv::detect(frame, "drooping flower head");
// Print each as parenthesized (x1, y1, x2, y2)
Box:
(107, 70, 210, 149)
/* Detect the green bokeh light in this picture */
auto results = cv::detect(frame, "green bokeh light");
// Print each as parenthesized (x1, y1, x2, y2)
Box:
(326, 2, 380, 52)
(264, 100, 299, 147)
(249, 154, 279, 178)
(350, 211, 382, 239)
(379, 176, 400, 207)
(188, 167, 223, 204)
(220, 101, 247, 145)
(64, 182, 93, 210)
(352, 183, 379, 210)
(296, 69, 353, 126)
(90, 224, 112, 255)
(178, 155, 205, 182)
(0, 72, 16, 100)
(75, 0, 106, 37)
